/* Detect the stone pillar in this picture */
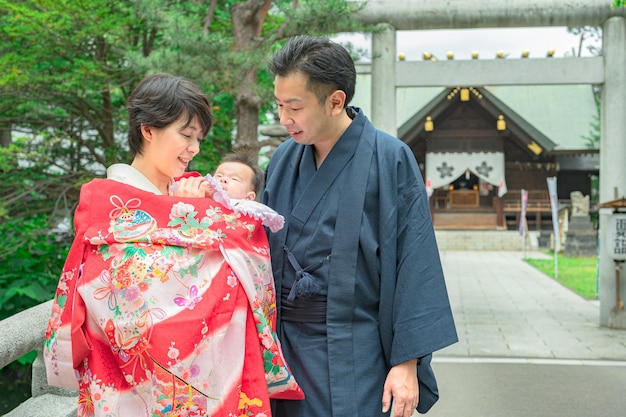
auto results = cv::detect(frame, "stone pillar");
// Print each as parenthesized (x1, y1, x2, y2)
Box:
(31, 347, 48, 397)
(371, 24, 397, 136)
(599, 16, 626, 328)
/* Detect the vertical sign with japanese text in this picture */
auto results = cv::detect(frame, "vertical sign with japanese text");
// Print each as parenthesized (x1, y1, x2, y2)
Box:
(607, 213, 626, 261)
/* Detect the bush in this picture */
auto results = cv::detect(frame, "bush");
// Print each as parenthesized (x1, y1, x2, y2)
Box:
(0, 214, 70, 320)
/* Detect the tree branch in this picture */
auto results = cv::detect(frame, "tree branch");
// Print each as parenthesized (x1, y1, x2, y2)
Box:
(203, 0, 218, 34)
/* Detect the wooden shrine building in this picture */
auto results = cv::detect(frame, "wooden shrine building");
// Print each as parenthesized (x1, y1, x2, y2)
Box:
(397, 85, 598, 230)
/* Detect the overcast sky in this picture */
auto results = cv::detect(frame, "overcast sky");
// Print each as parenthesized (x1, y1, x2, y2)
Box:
(334, 26, 602, 61)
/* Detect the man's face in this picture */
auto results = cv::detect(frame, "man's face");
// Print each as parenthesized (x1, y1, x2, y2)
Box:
(274, 71, 333, 146)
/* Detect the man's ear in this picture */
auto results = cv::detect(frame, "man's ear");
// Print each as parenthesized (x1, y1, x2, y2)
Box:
(328, 90, 347, 116)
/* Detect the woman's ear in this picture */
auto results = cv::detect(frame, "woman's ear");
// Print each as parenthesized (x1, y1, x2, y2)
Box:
(140, 123, 154, 142)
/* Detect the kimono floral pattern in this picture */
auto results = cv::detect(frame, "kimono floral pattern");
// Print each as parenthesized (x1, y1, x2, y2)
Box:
(43, 179, 302, 417)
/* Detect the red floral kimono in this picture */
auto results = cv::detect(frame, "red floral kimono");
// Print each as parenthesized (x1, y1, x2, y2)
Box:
(44, 176, 303, 417)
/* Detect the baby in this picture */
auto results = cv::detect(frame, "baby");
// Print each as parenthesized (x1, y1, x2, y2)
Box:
(209, 151, 263, 201)
(172, 150, 284, 232)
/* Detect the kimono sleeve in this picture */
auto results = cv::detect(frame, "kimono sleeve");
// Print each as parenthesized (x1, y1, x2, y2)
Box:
(389, 147, 457, 363)
(43, 184, 94, 389)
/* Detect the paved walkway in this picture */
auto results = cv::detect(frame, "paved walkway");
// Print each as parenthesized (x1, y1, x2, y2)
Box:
(435, 250, 626, 362)
(411, 250, 626, 417)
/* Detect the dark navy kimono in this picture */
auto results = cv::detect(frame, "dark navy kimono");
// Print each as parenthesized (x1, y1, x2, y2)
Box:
(262, 108, 457, 416)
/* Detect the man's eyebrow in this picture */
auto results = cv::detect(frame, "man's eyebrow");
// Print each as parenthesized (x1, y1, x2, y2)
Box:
(275, 96, 303, 104)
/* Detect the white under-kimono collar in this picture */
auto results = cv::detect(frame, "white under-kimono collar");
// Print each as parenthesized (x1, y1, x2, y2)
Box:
(106, 163, 163, 195)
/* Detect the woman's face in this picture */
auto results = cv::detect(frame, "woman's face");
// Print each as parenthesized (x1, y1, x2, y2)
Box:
(140, 115, 204, 185)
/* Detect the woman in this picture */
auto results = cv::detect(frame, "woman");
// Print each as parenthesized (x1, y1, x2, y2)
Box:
(43, 73, 302, 416)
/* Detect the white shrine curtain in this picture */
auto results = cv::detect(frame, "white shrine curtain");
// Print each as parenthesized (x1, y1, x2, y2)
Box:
(425, 151, 508, 197)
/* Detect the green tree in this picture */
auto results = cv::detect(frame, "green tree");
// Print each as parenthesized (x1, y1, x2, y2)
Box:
(128, 0, 376, 153)
(0, 0, 152, 170)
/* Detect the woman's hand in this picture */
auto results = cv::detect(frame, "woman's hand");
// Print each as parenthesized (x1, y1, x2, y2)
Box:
(171, 176, 209, 198)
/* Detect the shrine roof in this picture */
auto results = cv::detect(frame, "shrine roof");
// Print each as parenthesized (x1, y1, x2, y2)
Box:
(390, 84, 595, 153)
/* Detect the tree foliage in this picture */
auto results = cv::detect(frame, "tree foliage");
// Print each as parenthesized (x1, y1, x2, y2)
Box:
(582, 86, 601, 149)
(0, 0, 149, 170)
(126, 0, 377, 151)
(566, 26, 602, 57)
(0, 213, 70, 320)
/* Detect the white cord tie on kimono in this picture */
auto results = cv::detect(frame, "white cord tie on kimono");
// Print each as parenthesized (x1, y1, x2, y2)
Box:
(284, 246, 330, 301)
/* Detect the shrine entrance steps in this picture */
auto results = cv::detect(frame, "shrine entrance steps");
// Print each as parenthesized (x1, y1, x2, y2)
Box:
(434, 230, 540, 251)
(432, 211, 499, 230)
(430, 208, 550, 250)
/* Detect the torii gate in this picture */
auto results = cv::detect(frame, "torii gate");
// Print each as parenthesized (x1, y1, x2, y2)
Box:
(355, 0, 626, 328)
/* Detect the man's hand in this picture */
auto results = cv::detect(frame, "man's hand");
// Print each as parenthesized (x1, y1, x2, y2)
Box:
(381, 359, 419, 417)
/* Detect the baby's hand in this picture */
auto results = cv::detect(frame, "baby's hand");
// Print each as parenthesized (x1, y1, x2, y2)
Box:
(204, 184, 218, 199)
(172, 176, 209, 198)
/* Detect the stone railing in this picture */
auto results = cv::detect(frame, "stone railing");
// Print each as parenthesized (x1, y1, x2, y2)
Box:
(0, 300, 77, 416)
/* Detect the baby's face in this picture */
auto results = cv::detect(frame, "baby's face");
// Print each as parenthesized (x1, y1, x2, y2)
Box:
(214, 161, 256, 200)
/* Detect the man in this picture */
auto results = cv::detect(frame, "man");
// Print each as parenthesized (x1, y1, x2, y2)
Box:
(262, 35, 458, 417)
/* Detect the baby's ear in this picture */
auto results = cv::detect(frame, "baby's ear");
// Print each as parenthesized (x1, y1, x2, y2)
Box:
(246, 191, 256, 201)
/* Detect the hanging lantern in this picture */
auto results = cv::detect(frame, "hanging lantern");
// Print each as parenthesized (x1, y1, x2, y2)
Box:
(497, 115, 506, 131)
(527, 141, 543, 155)
(460, 88, 470, 102)
(424, 116, 434, 132)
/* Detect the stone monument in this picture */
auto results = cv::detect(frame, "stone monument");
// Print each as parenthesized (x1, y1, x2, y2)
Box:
(564, 191, 597, 257)
(570, 191, 590, 217)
